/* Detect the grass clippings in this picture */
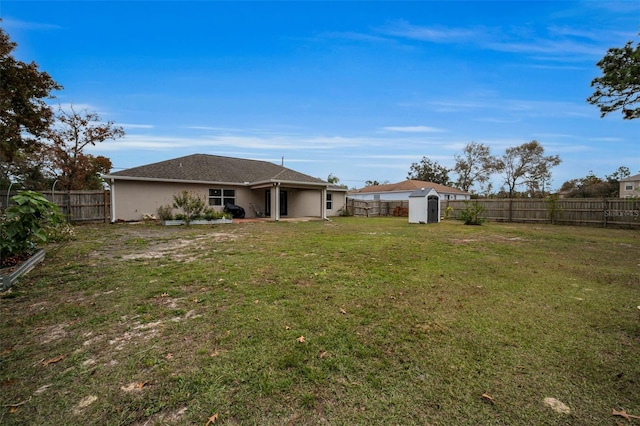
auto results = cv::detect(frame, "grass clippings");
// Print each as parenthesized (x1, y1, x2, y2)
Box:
(1, 217, 639, 425)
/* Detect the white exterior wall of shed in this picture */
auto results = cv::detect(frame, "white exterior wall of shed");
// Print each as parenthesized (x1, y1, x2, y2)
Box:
(408, 188, 440, 224)
(408, 196, 428, 223)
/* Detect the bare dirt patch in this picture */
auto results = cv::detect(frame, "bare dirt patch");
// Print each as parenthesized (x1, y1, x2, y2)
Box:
(86, 224, 242, 263)
(120, 233, 237, 262)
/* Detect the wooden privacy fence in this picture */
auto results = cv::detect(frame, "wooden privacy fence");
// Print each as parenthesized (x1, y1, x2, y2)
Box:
(444, 198, 639, 228)
(346, 199, 409, 217)
(347, 197, 640, 228)
(1, 190, 110, 223)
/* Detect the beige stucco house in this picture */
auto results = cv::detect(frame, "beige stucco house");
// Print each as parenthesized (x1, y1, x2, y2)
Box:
(620, 173, 640, 198)
(102, 154, 347, 222)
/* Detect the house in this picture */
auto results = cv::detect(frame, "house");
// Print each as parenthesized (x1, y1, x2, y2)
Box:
(620, 174, 640, 198)
(349, 180, 470, 202)
(102, 154, 348, 222)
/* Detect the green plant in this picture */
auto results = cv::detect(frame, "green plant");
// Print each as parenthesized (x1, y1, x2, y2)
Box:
(0, 191, 66, 260)
(172, 190, 206, 225)
(203, 208, 230, 220)
(337, 206, 352, 216)
(458, 200, 486, 225)
(156, 204, 174, 221)
(545, 194, 562, 224)
(443, 205, 454, 220)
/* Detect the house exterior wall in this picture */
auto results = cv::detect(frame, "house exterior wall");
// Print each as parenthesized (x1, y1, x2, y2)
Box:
(280, 188, 346, 217)
(620, 177, 640, 198)
(110, 180, 253, 221)
(327, 190, 346, 216)
(110, 180, 347, 221)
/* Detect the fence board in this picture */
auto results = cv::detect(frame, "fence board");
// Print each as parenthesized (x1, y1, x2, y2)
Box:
(347, 197, 639, 228)
(1, 190, 110, 223)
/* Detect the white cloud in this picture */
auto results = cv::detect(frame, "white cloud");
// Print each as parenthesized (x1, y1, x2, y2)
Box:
(380, 20, 478, 43)
(2, 18, 62, 31)
(121, 123, 154, 129)
(382, 126, 445, 133)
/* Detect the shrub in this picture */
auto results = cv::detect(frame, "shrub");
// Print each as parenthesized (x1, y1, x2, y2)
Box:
(203, 208, 231, 220)
(443, 205, 454, 220)
(172, 190, 206, 225)
(0, 191, 67, 260)
(458, 200, 486, 225)
(545, 194, 562, 225)
(156, 204, 174, 221)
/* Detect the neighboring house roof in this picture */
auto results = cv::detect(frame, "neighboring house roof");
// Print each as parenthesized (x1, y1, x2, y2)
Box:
(350, 179, 468, 195)
(621, 173, 640, 182)
(104, 154, 345, 190)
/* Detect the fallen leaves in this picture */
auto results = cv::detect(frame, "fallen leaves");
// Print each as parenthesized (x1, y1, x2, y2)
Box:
(120, 381, 149, 392)
(42, 355, 64, 366)
(3, 397, 31, 414)
(206, 413, 219, 425)
(296, 336, 306, 343)
(481, 393, 495, 404)
(612, 408, 640, 420)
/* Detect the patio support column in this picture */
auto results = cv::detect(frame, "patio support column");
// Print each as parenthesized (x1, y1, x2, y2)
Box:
(272, 182, 280, 221)
(321, 187, 327, 220)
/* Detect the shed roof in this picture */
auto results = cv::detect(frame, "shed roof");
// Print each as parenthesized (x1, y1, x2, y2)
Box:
(351, 179, 468, 195)
(104, 154, 337, 188)
(409, 187, 439, 197)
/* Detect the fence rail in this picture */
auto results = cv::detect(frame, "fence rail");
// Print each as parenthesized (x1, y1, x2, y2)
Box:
(347, 197, 640, 228)
(1, 190, 110, 223)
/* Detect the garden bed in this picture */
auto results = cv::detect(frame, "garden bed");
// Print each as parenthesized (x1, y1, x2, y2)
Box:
(162, 218, 233, 226)
(0, 249, 45, 291)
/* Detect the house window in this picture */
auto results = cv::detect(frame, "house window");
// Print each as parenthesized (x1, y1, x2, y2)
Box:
(626, 184, 633, 190)
(326, 193, 333, 210)
(209, 188, 236, 206)
(374, 194, 380, 201)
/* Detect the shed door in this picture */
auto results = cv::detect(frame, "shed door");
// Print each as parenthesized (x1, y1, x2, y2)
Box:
(427, 195, 439, 223)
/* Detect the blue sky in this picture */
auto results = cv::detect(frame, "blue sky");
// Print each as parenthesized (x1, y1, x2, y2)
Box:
(2, 1, 639, 191)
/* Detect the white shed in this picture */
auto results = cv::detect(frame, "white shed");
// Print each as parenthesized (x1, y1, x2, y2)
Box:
(408, 188, 440, 224)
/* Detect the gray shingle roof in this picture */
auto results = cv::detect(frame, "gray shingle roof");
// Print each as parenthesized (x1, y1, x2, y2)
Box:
(106, 154, 327, 185)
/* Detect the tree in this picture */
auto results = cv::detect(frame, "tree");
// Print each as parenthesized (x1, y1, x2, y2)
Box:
(44, 105, 124, 190)
(587, 35, 640, 119)
(560, 167, 631, 198)
(407, 157, 452, 186)
(453, 142, 502, 193)
(0, 23, 62, 186)
(364, 180, 389, 187)
(500, 141, 561, 199)
(327, 173, 340, 184)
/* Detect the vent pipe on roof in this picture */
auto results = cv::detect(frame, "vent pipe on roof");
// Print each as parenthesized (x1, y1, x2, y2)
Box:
(281, 156, 284, 167)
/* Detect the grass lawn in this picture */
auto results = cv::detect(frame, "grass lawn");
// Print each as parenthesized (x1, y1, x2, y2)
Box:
(1, 217, 639, 425)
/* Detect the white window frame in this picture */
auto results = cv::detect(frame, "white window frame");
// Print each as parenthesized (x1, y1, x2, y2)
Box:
(209, 188, 236, 206)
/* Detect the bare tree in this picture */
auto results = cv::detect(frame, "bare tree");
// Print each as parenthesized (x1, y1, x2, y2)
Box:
(501, 140, 561, 199)
(453, 142, 502, 193)
(44, 105, 124, 190)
